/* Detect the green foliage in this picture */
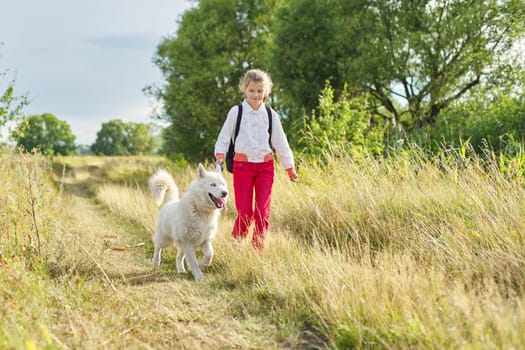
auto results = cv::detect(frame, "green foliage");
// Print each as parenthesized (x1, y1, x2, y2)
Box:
(271, 0, 525, 131)
(91, 119, 127, 155)
(91, 119, 153, 156)
(297, 82, 385, 161)
(150, 0, 525, 162)
(0, 81, 26, 126)
(269, 0, 352, 118)
(1, 66, 27, 132)
(11, 113, 76, 156)
(419, 94, 525, 154)
(126, 122, 153, 155)
(148, 0, 281, 162)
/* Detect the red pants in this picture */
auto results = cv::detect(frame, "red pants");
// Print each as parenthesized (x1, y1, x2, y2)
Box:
(232, 160, 274, 250)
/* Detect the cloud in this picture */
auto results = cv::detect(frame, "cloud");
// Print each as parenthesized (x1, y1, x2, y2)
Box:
(82, 33, 161, 52)
(0, 0, 192, 145)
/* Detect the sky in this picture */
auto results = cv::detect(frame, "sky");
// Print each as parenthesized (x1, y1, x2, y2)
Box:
(0, 0, 193, 145)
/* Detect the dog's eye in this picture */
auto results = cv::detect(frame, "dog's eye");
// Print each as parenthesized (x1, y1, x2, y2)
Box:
(210, 183, 217, 187)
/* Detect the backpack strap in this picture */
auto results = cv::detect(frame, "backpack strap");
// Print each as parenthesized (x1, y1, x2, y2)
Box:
(233, 104, 242, 144)
(265, 106, 273, 149)
(233, 104, 272, 149)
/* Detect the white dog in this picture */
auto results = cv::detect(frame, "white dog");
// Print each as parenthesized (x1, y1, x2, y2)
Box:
(149, 164, 228, 280)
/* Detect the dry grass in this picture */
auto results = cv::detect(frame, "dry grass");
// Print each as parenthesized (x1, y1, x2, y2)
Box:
(1, 151, 524, 349)
(270, 152, 525, 348)
(0, 150, 58, 348)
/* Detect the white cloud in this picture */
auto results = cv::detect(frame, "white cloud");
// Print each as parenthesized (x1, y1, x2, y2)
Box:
(1, 0, 192, 145)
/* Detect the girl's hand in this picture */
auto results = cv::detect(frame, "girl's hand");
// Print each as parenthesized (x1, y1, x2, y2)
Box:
(287, 168, 298, 182)
(215, 153, 225, 164)
(215, 153, 225, 171)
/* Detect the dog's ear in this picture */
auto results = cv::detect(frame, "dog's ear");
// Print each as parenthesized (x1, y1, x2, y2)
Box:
(198, 163, 206, 178)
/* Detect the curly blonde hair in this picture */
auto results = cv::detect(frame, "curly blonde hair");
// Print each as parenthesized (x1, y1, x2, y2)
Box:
(239, 69, 273, 103)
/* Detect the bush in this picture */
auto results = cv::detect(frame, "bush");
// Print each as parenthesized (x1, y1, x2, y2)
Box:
(416, 94, 525, 156)
(296, 82, 385, 162)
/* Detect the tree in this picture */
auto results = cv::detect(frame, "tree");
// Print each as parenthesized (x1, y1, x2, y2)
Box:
(298, 82, 384, 160)
(91, 119, 128, 155)
(12, 113, 76, 155)
(126, 122, 153, 155)
(271, 0, 525, 132)
(1, 63, 28, 132)
(91, 119, 153, 155)
(269, 0, 352, 118)
(147, 0, 280, 162)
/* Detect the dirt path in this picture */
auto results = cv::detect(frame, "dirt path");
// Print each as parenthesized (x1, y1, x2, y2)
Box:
(53, 165, 284, 349)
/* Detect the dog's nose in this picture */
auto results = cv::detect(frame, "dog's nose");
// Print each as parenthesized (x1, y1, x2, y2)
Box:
(221, 191, 228, 198)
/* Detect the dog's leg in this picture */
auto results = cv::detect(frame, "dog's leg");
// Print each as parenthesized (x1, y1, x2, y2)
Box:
(181, 244, 203, 280)
(175, 248, 186, 273)
(152, 246, 161, 269)
(200, 240, 214, 269)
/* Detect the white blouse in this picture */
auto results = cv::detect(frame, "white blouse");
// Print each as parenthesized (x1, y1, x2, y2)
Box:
(215, 100, 295, 170)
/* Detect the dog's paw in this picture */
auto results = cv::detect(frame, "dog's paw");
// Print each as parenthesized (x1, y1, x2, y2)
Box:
(192, 272, 204, 281)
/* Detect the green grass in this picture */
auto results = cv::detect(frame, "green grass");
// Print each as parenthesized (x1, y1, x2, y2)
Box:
(1, 149, 524, 349)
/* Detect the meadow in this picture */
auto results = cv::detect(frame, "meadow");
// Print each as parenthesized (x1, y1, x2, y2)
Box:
(1, 148, 524, 349)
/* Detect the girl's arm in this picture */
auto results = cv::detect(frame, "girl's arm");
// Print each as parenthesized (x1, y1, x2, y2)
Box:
(214, 105, 239, 161)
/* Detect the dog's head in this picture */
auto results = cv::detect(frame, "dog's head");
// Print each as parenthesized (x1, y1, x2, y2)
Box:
(197, 163, 228, 210)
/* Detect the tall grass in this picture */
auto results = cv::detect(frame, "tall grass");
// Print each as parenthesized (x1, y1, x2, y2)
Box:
(95, 150, 525, 348)
(0, 149, 59, 348)
(1, 149, 57, 259)
(95, 164, 198, 233)
(2, 150, 524, 348)
(269, 148, 525, 348)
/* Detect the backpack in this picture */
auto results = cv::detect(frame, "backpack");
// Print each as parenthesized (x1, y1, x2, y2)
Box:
(225, 104, 273, 173)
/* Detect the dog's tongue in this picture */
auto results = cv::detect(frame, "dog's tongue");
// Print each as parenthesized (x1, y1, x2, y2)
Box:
(213, 196, 225, 209)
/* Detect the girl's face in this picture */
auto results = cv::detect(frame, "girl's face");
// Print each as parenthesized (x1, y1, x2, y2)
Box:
(245, 81, 265, 109)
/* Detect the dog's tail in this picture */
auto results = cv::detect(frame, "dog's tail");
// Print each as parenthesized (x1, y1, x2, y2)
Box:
(148, 169, 179, 206)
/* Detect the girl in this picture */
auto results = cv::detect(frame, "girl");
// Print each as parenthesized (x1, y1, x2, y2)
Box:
(214, 69, 297, 251)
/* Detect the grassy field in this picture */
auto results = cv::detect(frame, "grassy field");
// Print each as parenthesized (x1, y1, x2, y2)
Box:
(1, 149, 524, 349)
